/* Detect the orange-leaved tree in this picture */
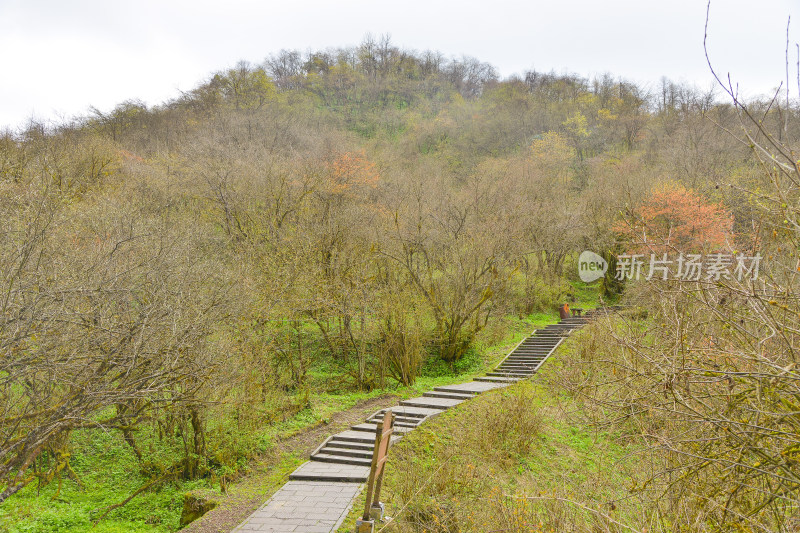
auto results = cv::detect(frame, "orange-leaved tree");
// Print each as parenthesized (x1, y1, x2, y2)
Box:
(326, 151, 380, 195)
(617, 182, 733, 253)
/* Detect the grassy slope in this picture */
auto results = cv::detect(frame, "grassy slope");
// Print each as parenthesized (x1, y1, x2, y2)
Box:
(337, 319, 649, 532)
(0, 310, 566, 533)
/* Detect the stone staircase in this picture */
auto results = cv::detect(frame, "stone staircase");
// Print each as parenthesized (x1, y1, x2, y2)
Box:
(288, 308, 604, 483)
(483, 310, 602, 381)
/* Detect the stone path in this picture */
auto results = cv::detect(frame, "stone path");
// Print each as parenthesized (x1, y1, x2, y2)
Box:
(232, 481, 362, 532)
(232, 311, 602, 532)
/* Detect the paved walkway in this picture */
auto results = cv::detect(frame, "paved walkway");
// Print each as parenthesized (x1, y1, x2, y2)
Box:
(230, 312, 600, 532)
(232, 481, 362, 532)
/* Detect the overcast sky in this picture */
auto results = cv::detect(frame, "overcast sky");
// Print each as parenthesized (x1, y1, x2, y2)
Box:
(1, 0, 798, 130)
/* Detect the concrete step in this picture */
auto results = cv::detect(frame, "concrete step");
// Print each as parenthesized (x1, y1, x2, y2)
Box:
(318, 446, 374, 459)
(487, 371, 534, 377)
(366, 418, 420, 429)
(513, 346, 554, 351)
(311, 452, 372, 467)
(424, 390, 474, 400)
(327, 439, 374, 451)
(489, 368, 535, 374)
(351, 422, 413, 433)
(516, 343, 557, 348)
(331, 430, 386, 444)
(516, 343, 557, 347)
(288, 461, 370, 482)
(434, 382, 507, 394)
(515, 346, 557, 350)
(377, 406, 442, 418)
(368, 414, 422, 425)
(475, 376, 524, 383)
(400, 396, 466, 410)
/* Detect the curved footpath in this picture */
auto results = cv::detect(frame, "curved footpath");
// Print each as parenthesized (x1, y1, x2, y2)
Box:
(231, 310, 603, 532)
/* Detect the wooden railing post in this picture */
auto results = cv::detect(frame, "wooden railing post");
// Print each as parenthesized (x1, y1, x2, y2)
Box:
(356, 408, 394, 531)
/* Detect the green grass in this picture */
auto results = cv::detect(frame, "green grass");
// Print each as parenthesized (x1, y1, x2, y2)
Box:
(336, 327, 645, 533)
(0, 307, 573, 533)
(0, 427, 191, 533)
(569, 279, 601, 310)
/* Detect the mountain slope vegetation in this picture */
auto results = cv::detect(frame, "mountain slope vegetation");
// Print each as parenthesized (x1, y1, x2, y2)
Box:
(1, 36, 798, 531)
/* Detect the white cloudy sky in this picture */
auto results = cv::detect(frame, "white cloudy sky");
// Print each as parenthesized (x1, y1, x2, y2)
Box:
(0, 0, 797, 130)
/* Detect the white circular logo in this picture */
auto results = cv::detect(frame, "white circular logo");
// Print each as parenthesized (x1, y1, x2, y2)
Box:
(578, 251, 608, 282)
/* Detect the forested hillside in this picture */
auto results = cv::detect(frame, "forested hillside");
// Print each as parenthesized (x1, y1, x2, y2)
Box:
(1, 36, 798, 532)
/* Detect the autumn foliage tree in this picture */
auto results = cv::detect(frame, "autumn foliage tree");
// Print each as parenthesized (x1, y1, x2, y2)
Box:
(617, 182, 734, 253)
(326, 151, 380, 194)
